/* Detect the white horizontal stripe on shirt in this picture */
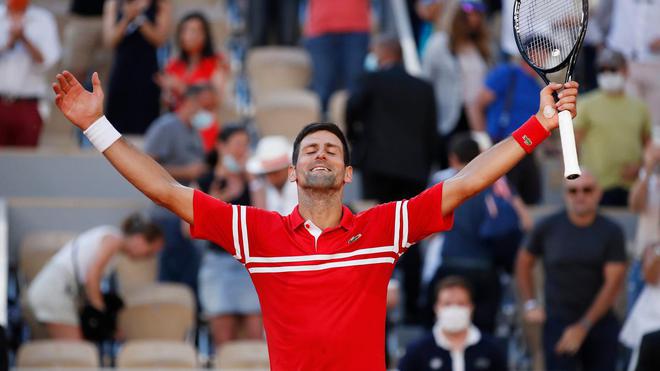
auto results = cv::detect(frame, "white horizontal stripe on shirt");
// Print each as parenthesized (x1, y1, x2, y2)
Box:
(248, 257, 395, 274)
(247, 245, 396, 263)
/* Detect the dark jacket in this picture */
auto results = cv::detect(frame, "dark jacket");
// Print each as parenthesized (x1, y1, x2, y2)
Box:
(346, 64, 437, 183)
(398, 327, 507, 371)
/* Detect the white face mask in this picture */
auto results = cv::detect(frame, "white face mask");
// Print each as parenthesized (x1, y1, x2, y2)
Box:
(597, 72, 625, 93)
(223, 154, 242, 173)
(191, 109, 214, 130)
(436, 305, 471, 333)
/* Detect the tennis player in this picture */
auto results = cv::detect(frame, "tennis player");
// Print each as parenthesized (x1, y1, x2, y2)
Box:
(53, 70, 577, 370)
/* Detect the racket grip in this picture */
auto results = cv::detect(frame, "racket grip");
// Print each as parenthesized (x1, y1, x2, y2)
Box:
(557, 110, 581, 179)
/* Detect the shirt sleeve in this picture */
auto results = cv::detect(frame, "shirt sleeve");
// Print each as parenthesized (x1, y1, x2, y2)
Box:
(189, 190, 237, 257)
(405, 182, 455, 246)
(604, 221, 627, 263)
(143, 123, 171, 161)
(524, 221, 546, 256)
(189, 190, 275, 263)
(29, 10, 61, 72)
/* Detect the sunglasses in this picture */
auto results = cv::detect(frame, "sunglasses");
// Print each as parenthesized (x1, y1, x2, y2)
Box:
(598, 67, 620, 73)
(566, 186, 594, 195)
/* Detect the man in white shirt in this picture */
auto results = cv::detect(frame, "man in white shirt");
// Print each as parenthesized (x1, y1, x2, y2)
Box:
(0, 0, 61, 147)
(247, 136, 298, 215)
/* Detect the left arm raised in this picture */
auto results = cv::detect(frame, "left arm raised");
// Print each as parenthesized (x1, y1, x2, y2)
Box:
(441, 82, 578, 215)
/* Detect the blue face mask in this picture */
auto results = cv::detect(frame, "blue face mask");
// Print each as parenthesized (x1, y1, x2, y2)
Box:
(191, 110, 214, 130)
(364, 53, 379, 72)
(223, 154, 242, 173)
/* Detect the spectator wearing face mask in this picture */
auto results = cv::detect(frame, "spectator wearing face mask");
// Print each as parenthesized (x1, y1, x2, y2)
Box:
(574, 48, 652, 206)
(399, 275, 506, 371)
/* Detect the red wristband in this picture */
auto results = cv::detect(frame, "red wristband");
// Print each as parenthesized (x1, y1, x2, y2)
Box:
(512, 115, 550, 154)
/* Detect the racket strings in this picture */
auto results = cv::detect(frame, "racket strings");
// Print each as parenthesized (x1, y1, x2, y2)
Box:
(516, 0, 584, 70)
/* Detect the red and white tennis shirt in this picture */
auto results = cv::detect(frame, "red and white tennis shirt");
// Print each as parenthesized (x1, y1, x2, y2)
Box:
(190, 182, 454, 370)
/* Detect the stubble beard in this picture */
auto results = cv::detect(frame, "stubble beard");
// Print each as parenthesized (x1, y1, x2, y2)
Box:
(301, 170, 340, 192)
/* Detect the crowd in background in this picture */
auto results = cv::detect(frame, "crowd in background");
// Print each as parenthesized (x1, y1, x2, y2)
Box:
(1, 0, 660, 369)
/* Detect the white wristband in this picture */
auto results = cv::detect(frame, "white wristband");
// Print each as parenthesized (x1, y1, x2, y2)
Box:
(83, 116, 121, 153)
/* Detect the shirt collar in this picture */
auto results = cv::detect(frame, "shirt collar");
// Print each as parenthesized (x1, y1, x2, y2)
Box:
(289, 205, 355, 231)
(432, 323, 481, 350)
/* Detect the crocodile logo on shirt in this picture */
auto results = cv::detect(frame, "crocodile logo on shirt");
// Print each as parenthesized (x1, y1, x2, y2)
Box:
(348, 234, 362, 244)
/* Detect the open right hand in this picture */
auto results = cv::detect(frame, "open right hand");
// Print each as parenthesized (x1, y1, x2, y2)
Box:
(53, 71, 104, 131)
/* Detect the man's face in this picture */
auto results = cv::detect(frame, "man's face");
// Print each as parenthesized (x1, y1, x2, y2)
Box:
(289, 130, 352, 191)
(563, 172, 602, 217)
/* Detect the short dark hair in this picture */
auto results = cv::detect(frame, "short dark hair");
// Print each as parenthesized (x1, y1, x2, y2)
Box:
(434, 275, 474, 303)
(449, 133, 480, 164)
(292, 123, 350, 166)
(121, 213, 163, 243)
(218, 124, 248, 143)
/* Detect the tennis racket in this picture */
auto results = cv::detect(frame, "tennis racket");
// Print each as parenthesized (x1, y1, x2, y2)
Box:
(513, 0, 588, 179)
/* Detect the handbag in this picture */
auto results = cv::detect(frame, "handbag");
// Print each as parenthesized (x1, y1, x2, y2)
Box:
(71, 237, 124, 342)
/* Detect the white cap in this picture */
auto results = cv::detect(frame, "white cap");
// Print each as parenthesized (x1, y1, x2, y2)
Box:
(247, 136, 293, 174)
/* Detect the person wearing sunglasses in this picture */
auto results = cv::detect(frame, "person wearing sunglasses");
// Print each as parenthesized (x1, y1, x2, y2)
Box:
(516, 169, 627, 371)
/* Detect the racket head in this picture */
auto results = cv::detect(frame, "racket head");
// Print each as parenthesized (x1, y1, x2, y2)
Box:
(513, 0, 588, 76)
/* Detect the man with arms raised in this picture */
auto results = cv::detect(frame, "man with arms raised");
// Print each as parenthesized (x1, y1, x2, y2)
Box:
(52, 70, 577, 370)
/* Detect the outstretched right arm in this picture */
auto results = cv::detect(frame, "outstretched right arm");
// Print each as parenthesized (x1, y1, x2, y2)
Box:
(53, 71, 194, 224)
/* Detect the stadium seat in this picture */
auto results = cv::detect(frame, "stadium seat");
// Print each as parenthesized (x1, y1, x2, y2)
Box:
(115, 252, 158, 297)
(246, 47, 311, 100)
(214, 340, 270, 370)
(117, 340, 198, 368)
(328, 89, 348, 134)
(254, 90, 320, 141)
(16, 340, 99, 368)
(118, 283, 196, 341)
(19, 230, 76, 287)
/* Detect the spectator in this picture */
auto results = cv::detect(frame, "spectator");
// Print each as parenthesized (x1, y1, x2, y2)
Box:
(160, 12, 229, 153)
(425, 134, 530, 333)
(399, 276, 507, 371)
(0, 0, 60, 147)
(103, 0, 171, 135)
(607, 0, 660, 132)
(196, 125, 261, 348)
(627, 142, 660, 306)
(574, 49, 651, 206)
(620, 241, 660, 371)
(472, 40, 546, 204)
(304, 0, 370, 113)
(144, 84, 210, 297)
(61, 0, 107, 83)
(422, 0, 491, 167)
(248, 0, 300, 47)
(246, 136, 298, 215)
(27, 214, 163, 339)
(516, 170, 627, 371)
(346, 34, 437, 203)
